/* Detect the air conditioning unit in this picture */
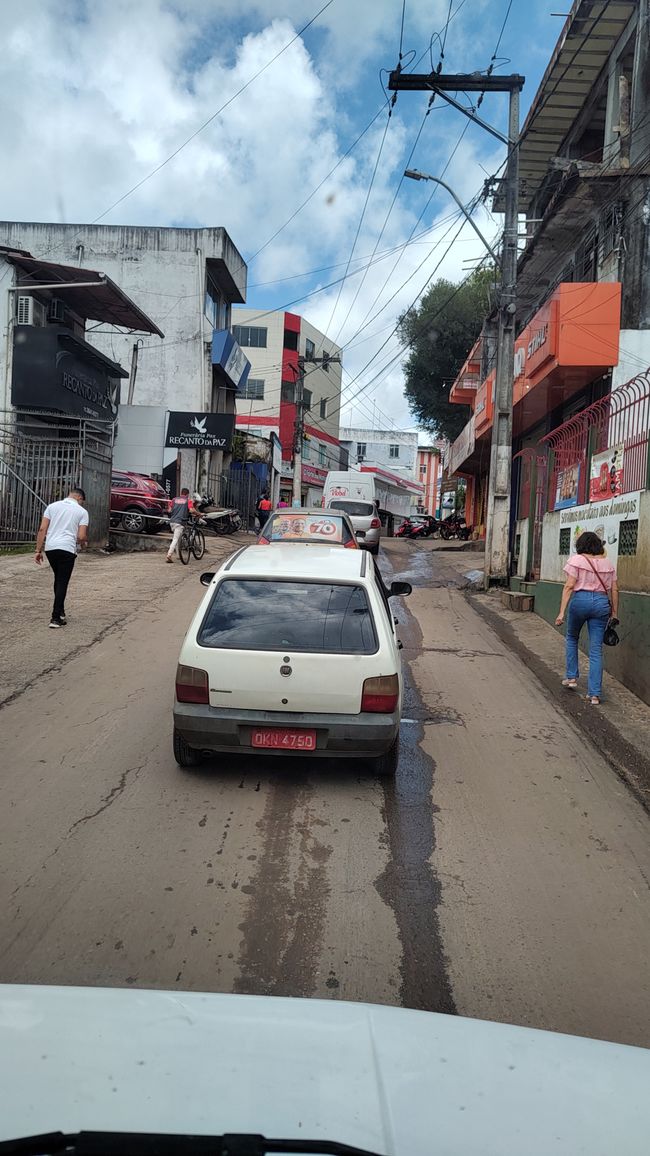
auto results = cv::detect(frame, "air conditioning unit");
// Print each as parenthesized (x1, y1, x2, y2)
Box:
(49, 298, 65, 323)
(16, 296, 48, 327)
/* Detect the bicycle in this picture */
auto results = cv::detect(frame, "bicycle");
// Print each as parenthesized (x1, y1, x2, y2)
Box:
(178, 519, 205, 564)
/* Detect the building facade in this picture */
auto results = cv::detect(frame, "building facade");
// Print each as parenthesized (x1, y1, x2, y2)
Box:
(0, 223, 249, 496)
(233, 308, 345, 505)
(416, 446, 443, 516)
(340, 427, 419, 479)
(0, 245, 161, 545)
(446, 0, 650, 703)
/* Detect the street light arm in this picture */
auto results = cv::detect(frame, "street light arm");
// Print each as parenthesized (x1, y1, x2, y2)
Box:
(404, 170, 500, 264)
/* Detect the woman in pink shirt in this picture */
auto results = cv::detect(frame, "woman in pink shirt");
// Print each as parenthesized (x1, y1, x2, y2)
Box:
(555, 531, 619, 705)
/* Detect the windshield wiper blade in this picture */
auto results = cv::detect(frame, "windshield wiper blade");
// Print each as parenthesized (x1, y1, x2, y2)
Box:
(0, 1133, 383, 1156)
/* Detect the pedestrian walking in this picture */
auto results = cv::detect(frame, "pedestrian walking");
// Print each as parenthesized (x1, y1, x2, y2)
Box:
(256, 492, 272, 529)
(277, 498, 289, 509)
(166, 488, 195, 562)
(35, 487, 89, 628)
(555, 531, 619, 705)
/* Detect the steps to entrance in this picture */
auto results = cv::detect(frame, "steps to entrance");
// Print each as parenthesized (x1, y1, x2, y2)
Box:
(501, 589, 535, 612)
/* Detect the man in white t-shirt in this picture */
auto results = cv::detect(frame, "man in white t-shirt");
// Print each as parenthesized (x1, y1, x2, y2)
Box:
(35, 488, 90, 628)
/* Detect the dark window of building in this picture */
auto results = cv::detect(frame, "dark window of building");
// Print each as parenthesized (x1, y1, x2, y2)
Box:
(205, 274, 228, 329)
(357, 442, 367, 461)
(303, 388, 312, 411)
(241, 378, 265, 400)
(601, 204, 623, 260)
(281, 381, 295, 403)
(619, 520, 638, 556)
(284, 328, 299, 351)
(559, 528, 571, 555)
(320, 398, 328, 419)
(233, 325, 267, 348)
(319, 444, 327, 466)
(305, 338, 316, 360)
(389, 444, 399, 459)
(575, 230, 598, 282)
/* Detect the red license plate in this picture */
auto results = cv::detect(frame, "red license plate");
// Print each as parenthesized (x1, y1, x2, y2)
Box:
(251, 728, 317, 751)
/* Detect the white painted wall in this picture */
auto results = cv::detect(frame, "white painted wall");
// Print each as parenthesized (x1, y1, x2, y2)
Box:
(340, 427, 418, 478)
(0, 223, 246, 414)
(0, 256, 13, 413)
(612, 330, 650, 388)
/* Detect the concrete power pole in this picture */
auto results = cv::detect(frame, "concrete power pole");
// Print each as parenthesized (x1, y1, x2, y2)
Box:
(292, 354, 342, 507)
(484, 85, 520, 584)
(388, 69, 524, 583)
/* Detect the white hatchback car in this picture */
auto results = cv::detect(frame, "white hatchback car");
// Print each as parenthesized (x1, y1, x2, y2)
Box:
(173, 543, 411, 775)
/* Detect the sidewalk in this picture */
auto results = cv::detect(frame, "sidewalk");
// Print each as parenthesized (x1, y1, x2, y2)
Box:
(0, 534, 247, 707)
(384, 537, 650, 810)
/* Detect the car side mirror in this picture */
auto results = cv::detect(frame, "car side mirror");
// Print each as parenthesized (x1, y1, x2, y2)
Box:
(389, 580, 412, 598)
(200, 572, 214, 587)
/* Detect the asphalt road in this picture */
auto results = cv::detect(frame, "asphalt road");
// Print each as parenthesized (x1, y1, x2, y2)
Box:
(1, 540, 650, 1047)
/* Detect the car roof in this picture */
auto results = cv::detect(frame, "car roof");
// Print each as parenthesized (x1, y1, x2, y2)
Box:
(220, 544, 369, 581)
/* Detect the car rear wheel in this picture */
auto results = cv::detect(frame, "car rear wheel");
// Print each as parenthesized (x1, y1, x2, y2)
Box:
(372, 736, 399, 777)
(173, 728, 202, 768)
(121, 508, 146, 534)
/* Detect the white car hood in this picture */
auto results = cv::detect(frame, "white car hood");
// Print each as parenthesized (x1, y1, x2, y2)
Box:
(1, 986, 648, 1156)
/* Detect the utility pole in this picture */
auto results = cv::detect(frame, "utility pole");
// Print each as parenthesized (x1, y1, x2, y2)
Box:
(292, 354, 342, 507)
(484, 86, 520, 584)
(389, 68, 524, 584)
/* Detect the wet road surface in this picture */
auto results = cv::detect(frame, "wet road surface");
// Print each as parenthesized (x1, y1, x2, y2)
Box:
(1, 540, 650, 1046)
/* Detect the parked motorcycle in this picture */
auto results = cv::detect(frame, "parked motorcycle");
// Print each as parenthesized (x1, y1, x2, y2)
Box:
(395, 517, 416, 538)
(193, 493, 243, 535)
(440, 515, 472, 541)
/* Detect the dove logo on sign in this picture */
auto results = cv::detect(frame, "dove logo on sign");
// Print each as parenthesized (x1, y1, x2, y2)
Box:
(165, 411, 235, 451)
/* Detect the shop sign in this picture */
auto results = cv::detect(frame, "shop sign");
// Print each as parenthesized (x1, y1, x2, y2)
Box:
(589, 444, 624, 503)
(449, 416, 475, 475)
(558, 491, 640, 565)
(554, 464, 581, 511)
(165, 411, 235, 450)
(211, 329, 251, 391)
(12, 326, 119, 422)
(302, 462, 327, 486)
(268, 512, 345, 543)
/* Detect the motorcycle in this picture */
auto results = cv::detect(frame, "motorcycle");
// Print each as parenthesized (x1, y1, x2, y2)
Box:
(440, 515, 472, 541)
(395, 517, 416, 538)
(193, 493, 243, 535)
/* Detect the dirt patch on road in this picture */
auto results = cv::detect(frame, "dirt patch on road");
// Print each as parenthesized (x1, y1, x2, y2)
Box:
(0, 535, 248, 707)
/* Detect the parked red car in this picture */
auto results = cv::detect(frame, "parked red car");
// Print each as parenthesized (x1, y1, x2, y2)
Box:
(110, 470, 171, 534)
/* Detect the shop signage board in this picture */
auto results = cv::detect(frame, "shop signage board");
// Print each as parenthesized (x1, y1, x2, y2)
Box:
(589, 444, 624, 503)
(165, 411, 235, 450)
(12, 326, 120, 421)
(268, 512, 345, 543)
(554, 464, 581, 510)
(558, 491, 640, 565)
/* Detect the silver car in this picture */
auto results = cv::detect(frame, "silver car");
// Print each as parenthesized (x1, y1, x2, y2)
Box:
(327, 498, 382, 555)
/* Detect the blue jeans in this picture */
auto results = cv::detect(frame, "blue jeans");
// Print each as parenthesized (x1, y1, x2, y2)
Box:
(565, 591, 610, 697)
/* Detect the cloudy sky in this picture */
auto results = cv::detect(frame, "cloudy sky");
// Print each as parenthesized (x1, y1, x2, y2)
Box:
(2, 0, 564, 432)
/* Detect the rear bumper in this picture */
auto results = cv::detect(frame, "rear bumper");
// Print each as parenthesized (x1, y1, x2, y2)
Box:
(174, 704, 399, 758)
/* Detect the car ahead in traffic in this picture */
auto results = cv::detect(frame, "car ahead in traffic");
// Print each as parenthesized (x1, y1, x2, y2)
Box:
(325, 497, 382, 554)
(173, 543, 411, 775)
(258, 507, 359, 548)
(110, 470, 170, 534)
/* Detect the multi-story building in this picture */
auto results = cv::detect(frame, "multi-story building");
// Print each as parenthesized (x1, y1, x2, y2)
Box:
(446, 0, 650, 703)
(340, 427, 419, 478)
(416, 445, 444, 516)
(232, 308, 346, 505)
(0, 223, 249, 496)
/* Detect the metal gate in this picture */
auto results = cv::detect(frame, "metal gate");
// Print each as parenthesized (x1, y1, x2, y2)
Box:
(207, 465, 264, 531)
(0, 412, 113, 550)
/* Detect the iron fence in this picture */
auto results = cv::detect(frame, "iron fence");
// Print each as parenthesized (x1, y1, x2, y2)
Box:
(207, 465, 264, 531)
(0, 411, 113, 549)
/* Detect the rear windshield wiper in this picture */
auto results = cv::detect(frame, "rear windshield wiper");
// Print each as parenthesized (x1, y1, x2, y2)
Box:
(0, 1133, 382, 1156)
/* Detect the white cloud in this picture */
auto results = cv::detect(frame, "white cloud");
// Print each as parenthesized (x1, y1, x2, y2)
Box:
(0, 0, 507, 432)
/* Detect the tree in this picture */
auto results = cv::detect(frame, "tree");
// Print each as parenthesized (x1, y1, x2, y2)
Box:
(397, 267, 496, 442)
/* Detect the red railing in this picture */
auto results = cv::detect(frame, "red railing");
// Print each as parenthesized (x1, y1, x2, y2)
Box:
(541, 370, 650, 511)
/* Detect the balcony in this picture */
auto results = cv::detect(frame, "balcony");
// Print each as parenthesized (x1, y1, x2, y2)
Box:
(449, 338, 483, 406)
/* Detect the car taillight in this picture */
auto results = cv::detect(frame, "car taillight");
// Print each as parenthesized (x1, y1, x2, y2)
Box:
(258, 535, 270, 545)
(175, 664, 209, 704)
(361, 674, 399, 713)
(370, 518, 381, 529)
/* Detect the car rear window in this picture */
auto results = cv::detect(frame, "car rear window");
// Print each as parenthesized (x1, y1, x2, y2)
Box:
(198, 579, 378, 654)
(329, 500, 375, 517)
